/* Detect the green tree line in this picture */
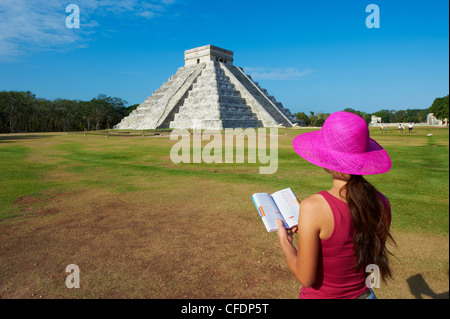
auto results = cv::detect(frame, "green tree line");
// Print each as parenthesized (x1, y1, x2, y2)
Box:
(295, 95, 448, 127)
(296, 109, 380, 127)
(0, 91, 138, 133)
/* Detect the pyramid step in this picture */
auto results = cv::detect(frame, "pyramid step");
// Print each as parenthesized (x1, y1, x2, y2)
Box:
(170, 119, 223, 130)
(224, 64, 292, 127)
(221, 119, 264, 128)
(219, 96, 246, 104)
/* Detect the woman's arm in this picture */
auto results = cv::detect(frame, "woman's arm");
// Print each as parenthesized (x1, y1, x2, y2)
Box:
(277, 197, 322, 288)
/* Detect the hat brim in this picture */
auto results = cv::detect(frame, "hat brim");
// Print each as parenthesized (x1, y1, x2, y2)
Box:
(293, 131, 391, 175)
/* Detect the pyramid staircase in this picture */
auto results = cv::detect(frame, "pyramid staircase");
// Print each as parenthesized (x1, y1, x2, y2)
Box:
(169, 62, 263, 130)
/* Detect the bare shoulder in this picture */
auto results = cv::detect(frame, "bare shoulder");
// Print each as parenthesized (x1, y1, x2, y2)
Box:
(300, 194, 328, 212)
(299, 194, 330, 223)
(300, 193, 334, 239)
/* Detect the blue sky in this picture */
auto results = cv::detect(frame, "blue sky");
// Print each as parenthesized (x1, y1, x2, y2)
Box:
(0, 0, 448, 114)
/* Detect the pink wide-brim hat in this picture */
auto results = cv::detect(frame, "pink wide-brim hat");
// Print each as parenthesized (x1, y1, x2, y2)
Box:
(293, 111, 391, 175)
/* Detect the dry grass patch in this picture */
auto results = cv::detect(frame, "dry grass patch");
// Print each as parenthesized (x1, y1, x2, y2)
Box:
(375, 229, 449, 299)
(0, 177, 299, 298)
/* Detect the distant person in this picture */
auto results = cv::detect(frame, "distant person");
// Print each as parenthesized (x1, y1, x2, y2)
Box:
(277, 111, 395, 299)
(384, 125, 388, 133)
(398, 123, 402, 133)
(408, 123, 414, 133)
(401, 123, 405, 133)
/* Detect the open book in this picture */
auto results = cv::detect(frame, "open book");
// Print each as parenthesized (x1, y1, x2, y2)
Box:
(251, 188, 300, 232)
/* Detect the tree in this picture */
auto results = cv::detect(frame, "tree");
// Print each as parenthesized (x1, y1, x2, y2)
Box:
(0, 91, 36, 132)
(308, 111, 317, 126)
(392, 110, 407, 123)
(34, 98, 53, 132)
(126, 104, 140, 116)
(309, 112, 330, 127)
(295, 112, 310, 126)
(342, 108, 371, 124)
(88, 95, 129, 130)
(429, 95, 449, 120)
(372, 110, 392, 123)
(0, 91, 131, 133)
(0, 106, 7, 133)
(405, 108, 428, 123)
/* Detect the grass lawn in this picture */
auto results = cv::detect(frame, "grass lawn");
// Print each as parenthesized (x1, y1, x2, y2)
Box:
(0, 126, 448, 299)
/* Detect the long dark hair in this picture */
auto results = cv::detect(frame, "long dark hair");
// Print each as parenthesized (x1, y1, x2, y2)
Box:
(341, 175, 395, 281)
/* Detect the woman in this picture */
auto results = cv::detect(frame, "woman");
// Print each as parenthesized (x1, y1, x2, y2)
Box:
(277, 111, 395, 299)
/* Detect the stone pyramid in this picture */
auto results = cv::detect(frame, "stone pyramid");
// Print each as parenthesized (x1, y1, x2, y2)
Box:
(115, 45, 300, 130)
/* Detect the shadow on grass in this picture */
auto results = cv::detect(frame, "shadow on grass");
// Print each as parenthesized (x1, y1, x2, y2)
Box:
(407, 273, 449, 299)
(0, 134, 56, 142)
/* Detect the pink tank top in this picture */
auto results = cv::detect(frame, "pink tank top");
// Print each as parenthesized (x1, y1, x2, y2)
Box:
(299, 191, 391, 299)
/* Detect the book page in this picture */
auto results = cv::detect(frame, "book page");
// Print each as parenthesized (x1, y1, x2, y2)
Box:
(251, 193, 287, 232)
(271, 188, 300, 228)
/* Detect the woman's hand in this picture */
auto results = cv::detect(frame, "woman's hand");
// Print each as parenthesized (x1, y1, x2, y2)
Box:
(276, 219, 298, 245)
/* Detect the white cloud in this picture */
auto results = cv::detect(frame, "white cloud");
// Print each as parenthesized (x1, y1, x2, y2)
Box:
(0, 0, 176, 62)
(243, 66, 313, 81)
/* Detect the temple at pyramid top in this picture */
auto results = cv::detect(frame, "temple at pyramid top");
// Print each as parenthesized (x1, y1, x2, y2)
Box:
(115, 45, 302, 130)
(185, 45, 234, 66)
